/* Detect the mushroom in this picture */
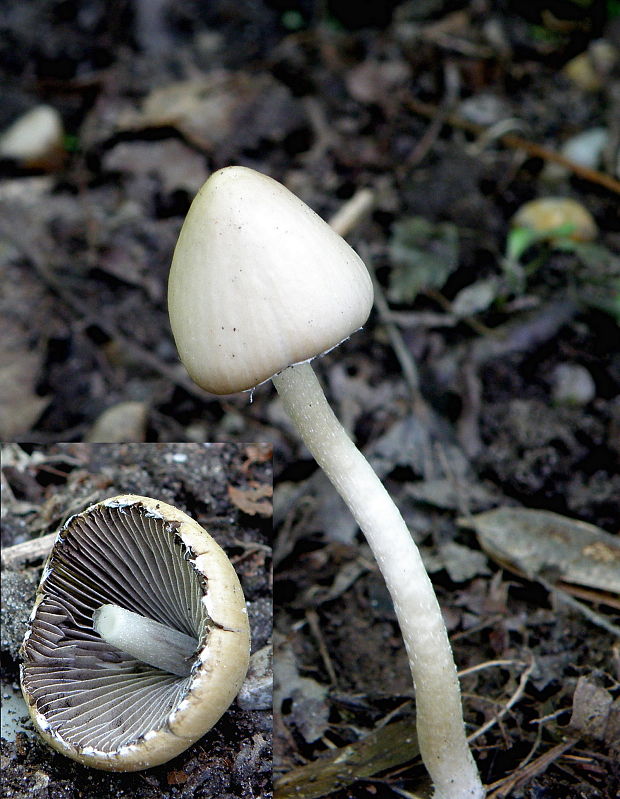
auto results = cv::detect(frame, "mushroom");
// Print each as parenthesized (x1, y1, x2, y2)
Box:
(168, 166, 484, 799)
(20, 494, 250, 771)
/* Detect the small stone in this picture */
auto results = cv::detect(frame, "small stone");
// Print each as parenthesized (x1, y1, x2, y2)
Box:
(561, 128, 608, 170)
(551, 363, 596, 407)
(0, 105, 65, 170)
(237, 645, 272, 710)
(563, 40, 618, 91)
(85, 401, 148, 443)
(33, 771, 50, 789)
(543, 128, 609, 183)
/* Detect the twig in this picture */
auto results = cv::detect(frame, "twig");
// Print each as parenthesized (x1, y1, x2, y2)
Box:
(328, 188, 375, 238)
(424, 287, 497, 339)
(458, 658, 528, 678)
(329, 192, 433, 415)
(358, 242, 430, 414)
(433, 298, 578, 390)
(486, 737, 578, 798)
(230, 538, 272, 554)
(406, 63, 460, 168)
(467, 656, 535, 744)
(529, 707, 572, 726)
(369, 263, 423, 401)
(404, 96, 620, 195)
(455, 357, 483, 458)
(539, 576, 620, 638)
(306, 608, 338, 686)
(1, 531, 57, 568)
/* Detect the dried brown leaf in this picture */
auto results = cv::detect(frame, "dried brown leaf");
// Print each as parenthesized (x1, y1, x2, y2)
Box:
(228, 483, 273, 517)
(463, 507, 620, 595)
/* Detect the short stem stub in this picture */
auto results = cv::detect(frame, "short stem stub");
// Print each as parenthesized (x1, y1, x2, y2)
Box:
(273, 361, 484, 799)
(93, 604, 198, 677)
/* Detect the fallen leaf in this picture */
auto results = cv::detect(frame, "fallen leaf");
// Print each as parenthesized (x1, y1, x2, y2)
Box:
(102, 139, 208, 196)
(241, 443, 273, 475)
(450, 277, 499, 317)
(461, 507, 620, 596)
(166, 770, 188, 785)
(119, 72, 305, 156)
(274, 635, 329, 744)
(388, 216, 459, 303)
(439, 541, 491, 583)
(406, 477, 497, 511)
(228, 483, 273, 517)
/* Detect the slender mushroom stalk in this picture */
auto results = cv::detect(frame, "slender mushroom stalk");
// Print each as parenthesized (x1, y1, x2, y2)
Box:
(168, 166, 484, 799)
(272, 361, 481, 798)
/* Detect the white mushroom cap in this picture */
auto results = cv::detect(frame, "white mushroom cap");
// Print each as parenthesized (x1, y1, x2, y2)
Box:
(168, 166, 374, 394)
(20, 495, 250, 771)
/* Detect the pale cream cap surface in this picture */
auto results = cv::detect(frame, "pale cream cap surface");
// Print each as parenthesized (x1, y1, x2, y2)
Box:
(168, 166, 374, 394)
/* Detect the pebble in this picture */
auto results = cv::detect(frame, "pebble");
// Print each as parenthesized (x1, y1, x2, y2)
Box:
(551, 363, 596, 407)
(237, 645, 272, 711)
(85, 401, 148, 443)
(0, 105, 65, 169)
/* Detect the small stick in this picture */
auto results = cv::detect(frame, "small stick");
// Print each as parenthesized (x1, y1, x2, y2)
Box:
(404, 96, 620, 195)
(329, 190, 428, 410)
(467, 656, 535, 743)
(328, 188, 374, 238)
(306, 608, 338, 686)
(539, 577, 620, 638)
(367, 253, 424, 402)
(1, 531, 56, 568)
(486, 737, 578, 798)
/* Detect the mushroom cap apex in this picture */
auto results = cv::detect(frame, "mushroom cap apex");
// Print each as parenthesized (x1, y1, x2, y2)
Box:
(168, 165, 374, 394)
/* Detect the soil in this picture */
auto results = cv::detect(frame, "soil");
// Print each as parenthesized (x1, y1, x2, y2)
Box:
(1, 442, 273, 799)
(0, 2, 619, 799)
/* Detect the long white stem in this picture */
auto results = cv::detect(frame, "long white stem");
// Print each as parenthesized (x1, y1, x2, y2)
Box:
(273, 361, 484, 799)
(93, 604, 198, 677)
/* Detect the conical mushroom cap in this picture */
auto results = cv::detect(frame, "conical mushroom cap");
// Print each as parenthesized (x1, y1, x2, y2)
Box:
(168, 166, 374, 394)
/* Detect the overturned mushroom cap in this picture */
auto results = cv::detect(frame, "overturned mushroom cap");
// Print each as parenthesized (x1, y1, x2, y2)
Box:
(168, 165, 374, 394)
(20, 495, 250, 771)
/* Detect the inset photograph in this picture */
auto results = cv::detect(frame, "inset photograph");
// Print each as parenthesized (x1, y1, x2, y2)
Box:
(1, 442, 272, 797)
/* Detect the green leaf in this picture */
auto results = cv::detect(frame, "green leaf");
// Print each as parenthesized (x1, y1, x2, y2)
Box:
(281, 10, 305, 30)
(505, 226, 539, 263)
(387, 216, 459, 303)
(506, 223, 580, 263)
(63, 133, 79, 153)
